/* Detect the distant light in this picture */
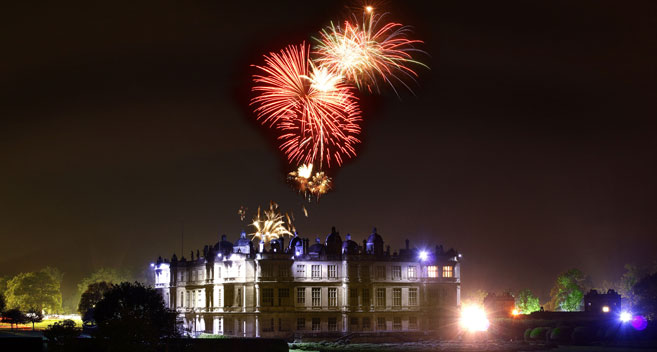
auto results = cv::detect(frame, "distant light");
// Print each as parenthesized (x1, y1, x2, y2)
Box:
(458, 254, 462, 258)
(418, 251, 428, 261)
(620, 311, 632, 323)
(150, 263, 155, 267)
(365, 6, 373, 13)
(460, 305, 489, 332)
(217, 253, 222, 257)
(512, 309, 519, 316)
(602, 306, 610, 313)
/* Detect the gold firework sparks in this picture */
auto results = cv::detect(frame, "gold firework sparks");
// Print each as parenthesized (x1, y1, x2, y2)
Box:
(249, 201, 295, 244)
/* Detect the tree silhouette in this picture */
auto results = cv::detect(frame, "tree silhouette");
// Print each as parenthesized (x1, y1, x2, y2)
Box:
(75, 268, 131, 313)
(44, 319, 81, 349)
(1, 308, 27, 329)
(78, 281, 112, 323)
(93, 282, 179, 350)
(26, 307, 44, 330)
(0, 292, 6, 313)
(633, 273, 657, 320)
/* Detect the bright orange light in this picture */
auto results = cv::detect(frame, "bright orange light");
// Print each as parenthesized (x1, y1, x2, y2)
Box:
(512, 309, 519, 316)
(602, 306, 610, 313)
(365, 6, 373, 13)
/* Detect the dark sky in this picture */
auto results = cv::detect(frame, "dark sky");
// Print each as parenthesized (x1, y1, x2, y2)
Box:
(1, 0, 656, 303)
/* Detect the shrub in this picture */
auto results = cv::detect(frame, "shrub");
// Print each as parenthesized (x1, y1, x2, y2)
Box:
(44, 319, 80, 345)
(530, 327, 550, 341)
(549, 327, 572, 343)
(198, 333, 228, 339)
(524, 328, 533, 341)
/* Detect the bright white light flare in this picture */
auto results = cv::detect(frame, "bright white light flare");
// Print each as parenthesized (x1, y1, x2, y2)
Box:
(460, 305, 490, 332)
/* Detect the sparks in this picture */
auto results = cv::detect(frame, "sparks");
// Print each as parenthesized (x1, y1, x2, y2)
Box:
(249, 202, 295, 244)
(313, 10, 428, 93)
(251, 43, 362, 169)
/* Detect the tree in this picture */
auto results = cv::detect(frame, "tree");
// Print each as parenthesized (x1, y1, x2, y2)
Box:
(26, 307, 44, 331)
(633, 273, 657, 321)
(78, 281, 113, 322)
(94, 282, 179, 350)
(4, 268, 63, 313)
(1, 308, 27, 329)
(515, 289, 541, 314)
(549, 269, 586, 311)
(616, 264, 641, 309)
(75, 268, 131, 312)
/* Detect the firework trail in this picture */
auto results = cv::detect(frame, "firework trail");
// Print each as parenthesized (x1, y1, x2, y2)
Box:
(313, 7, 428, 94)
(251, 43, 362, 168)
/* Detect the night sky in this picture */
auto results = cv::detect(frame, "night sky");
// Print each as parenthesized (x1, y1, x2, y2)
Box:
(2, 1, 656, 304)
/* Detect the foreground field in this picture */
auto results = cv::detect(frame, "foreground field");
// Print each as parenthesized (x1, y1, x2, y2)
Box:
(0, 318, 83, 331)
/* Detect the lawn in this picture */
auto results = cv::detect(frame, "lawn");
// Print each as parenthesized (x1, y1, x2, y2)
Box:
(0, 317, 83, 331)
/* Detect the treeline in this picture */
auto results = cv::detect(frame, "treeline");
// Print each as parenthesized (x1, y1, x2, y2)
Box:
(0, 267, 134, 317)
(462, 262, 657, 318)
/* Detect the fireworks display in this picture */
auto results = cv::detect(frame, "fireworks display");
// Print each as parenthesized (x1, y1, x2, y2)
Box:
(250, 5, 426, 200)
(288, 163, 333, 200)
(251, 43, 362, 169)
(249, 201, 296, 243)
(313, 9, 427, 93)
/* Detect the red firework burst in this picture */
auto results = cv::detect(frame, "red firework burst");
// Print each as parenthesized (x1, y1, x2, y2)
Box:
(251, 43, 362, 168)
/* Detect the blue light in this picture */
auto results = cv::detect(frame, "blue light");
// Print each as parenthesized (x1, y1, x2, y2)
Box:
(419, 250, 428, 261)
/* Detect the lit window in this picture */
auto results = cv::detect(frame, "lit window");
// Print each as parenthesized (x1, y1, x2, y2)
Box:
(376, 266, 386, 279)
(262, 288, 273, 306)
(602, 306, 610, 313)
(427, 266, 438, 278)
(328, 317, 337, 331)
(296, 264, 306, 277)
(377, 317, 386, 330)
(312, 288, 321, 307)
(409, 288, 418, 306)
(312, 317, 321, 331)
(328, 265, 337, 278)
(393, 288, 402, 307)
(409, 316, 418, 329)
(312, 265, 321, 279)
(297, 318, 305, 330)
(297, 287, 306, 304)
(217, 288, 222, 307)
(393, 317, 401, 330)
(408, 266, 417, 279)
(442, 266, 453, 278)
(376, 288, 386, 307)
(392, 266, 401, 280)
(328, 288, 337, 307)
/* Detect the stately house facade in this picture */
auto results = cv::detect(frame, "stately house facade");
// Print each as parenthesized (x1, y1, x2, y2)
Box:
(152, 228, 461, 337)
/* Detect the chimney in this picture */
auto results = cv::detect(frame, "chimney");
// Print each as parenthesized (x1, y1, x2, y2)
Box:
(280, 236, 285, 250)
(405, 239, 409, 250)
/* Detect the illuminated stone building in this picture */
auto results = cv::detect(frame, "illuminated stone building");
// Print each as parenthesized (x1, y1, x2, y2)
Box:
(151, 228, 461, 337)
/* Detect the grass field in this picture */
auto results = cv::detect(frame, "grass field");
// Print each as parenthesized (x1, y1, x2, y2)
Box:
(0, 317, 83, 331)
